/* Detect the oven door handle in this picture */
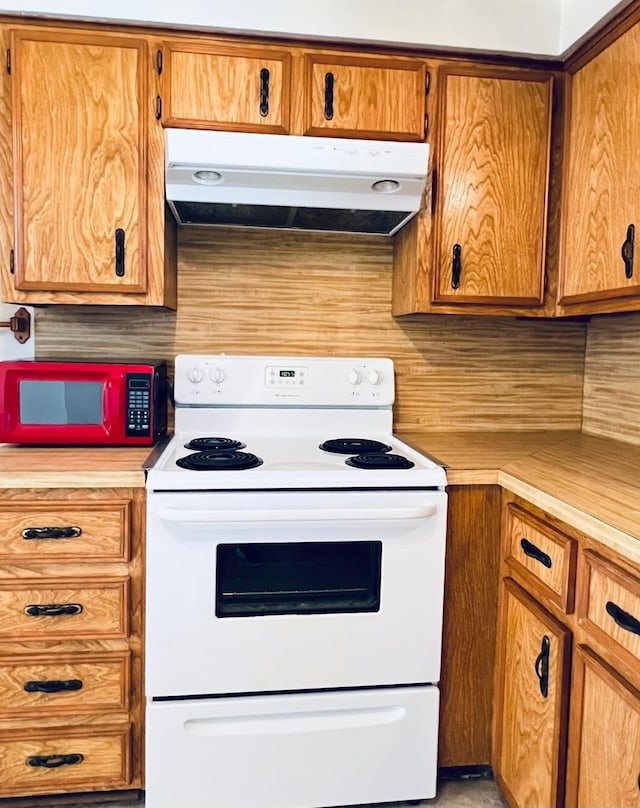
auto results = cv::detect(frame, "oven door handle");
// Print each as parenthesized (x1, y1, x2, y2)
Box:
(156, 504, 437, 523)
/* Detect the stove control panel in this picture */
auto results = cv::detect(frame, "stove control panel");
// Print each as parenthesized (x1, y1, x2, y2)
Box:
(174, 355, 395, 406)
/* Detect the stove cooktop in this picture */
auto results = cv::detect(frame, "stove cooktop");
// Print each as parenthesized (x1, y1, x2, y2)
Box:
(146, 432, 445, 491)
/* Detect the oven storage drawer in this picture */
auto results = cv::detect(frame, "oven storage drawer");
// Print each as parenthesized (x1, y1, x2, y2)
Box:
(0, 725, 132, 796)
(0, 651, 131, 715)
(0, 578, 130, 640)
(146, 686, 439, 808)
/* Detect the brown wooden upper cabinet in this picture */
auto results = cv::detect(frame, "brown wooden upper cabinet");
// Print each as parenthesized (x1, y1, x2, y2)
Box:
(558, 21, 640, 315)
(301, 53, 427, 141)
(11, 30, 146, 295)
(432, 67, 553, 307)
(3, 26, 175, 306)
(160, 41, 292, 133)
(159, 40, 427, 141)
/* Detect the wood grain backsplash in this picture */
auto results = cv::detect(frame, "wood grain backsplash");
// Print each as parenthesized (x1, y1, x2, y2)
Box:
(582, 311, 640, 444)
(35, 227, 587, 432)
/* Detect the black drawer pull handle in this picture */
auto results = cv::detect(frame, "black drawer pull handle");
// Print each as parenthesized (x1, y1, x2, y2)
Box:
(534, 634, 550, 698)
(26, 753, 83, 769)
(24, 603, 83, 618)
(452, 243, 462, 289)
(24, 679, 83, 693)
(606, 601, 640, 636)
(622, 224, 635, 279)
(520, 537, 552, 569)
(22, 526, 81, 540)
(115, 228, 125, 277)
(259, 67, 270, 117)
(324, 72, 334, 120)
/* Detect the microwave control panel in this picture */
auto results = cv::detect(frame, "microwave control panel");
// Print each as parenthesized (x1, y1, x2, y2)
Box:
(125, 373, 152, 436)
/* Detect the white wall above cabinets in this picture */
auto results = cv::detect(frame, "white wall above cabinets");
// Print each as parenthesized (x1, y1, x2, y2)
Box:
(559, 0, 633, 51)
(0, 0, 631, 56)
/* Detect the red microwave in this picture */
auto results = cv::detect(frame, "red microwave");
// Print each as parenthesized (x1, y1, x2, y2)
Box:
(0, 360, 168, 446)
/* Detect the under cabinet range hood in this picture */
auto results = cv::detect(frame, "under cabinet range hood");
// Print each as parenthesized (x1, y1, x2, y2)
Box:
(165, 129, 429, 236)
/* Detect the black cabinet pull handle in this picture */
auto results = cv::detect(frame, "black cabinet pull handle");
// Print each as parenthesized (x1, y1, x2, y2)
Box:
(606, 601, 640, 636)
(324, 72, 334, 120)
(534, 634, 550, 698)
(26, 753, 83, 769)
(115, 228, 125, 277)
(622, 224, 635, 279)
(21, 526, 81, 540)
(24, 603, 83, 617)
(452, 243, 462, 289)
(259, 67, 270, 117)
(520, 537, 552, 569)
(24, 679, 83, 693)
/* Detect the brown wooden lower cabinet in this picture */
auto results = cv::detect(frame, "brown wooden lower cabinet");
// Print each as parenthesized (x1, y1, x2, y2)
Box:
(565, 645, 640, 808)
(438, 484, 502, 768)
(0, 487, 145, 799)
(493, 578, 571, 808)
(495, 494, 640, 808)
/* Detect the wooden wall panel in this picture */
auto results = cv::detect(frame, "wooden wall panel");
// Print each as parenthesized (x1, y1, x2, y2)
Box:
(34, 227, 587, 433)
(582, 311, 640, 444)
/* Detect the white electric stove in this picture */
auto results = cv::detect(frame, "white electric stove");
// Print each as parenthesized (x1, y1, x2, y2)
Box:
(145, 355, 447, 808)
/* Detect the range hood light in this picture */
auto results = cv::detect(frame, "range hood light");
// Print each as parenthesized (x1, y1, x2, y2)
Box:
(193, 170, 223, 185)
(372, 179, 401, 194)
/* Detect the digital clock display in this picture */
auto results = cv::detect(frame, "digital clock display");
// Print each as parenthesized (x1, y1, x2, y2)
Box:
(279, 370, 295, 378)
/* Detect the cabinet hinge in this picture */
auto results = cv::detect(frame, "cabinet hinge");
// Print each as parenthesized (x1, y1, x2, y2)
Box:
(425, 70, 431, 96)
(9, 249, 14, 274)
(424, 113, 429, 140)
(6, 48, 11, 75)
(155, 95, 162, 121)
(156, 49, 163, 75)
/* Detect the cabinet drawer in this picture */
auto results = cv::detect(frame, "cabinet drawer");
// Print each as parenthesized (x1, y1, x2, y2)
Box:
(0, 725, 131, 795)
(504, 504, 577, 611)
(578, 551, 640, 668)
(0, 578, 129, 640)
(0, 651, 130, 715)
(0, 501, 130, 562)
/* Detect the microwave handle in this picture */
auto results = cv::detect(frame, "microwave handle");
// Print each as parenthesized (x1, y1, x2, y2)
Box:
(157, 504, 437, 523)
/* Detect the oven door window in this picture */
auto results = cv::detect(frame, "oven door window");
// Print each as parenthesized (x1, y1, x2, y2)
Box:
(216, 541, 382, 617)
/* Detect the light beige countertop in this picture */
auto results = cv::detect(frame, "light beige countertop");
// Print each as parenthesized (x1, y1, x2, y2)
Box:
(399, 430, 579, 485)
(399, 430, 640, 566)
(0, 444, 154, 488)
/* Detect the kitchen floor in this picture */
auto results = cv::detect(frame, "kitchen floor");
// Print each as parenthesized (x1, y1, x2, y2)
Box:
(32, 778, 508, 808)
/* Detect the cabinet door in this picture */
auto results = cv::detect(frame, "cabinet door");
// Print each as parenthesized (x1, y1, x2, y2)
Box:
(493, 578, 571, 808)
(559, 23, 640, 308)
(303, 54, 426, 141)
(11, 29, 147, 294)
(161, 42, 291, 133)
(433, 68, 552, 306)
(566, 645, 640, 808)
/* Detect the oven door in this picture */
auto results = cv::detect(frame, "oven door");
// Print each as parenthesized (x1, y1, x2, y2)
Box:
(146, 488, 447, 697)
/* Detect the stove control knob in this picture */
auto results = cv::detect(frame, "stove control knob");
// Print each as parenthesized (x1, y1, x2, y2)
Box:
(209, 367, 226, 384)
(348, 369, 361, 386)
(186, 366, 204, 384)
(367, 369, 382, 386)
